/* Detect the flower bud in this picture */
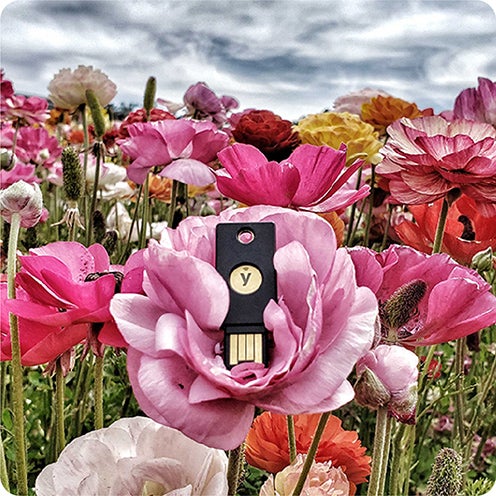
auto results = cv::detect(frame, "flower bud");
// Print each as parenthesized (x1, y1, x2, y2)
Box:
(1, 148, 14, 171)
(61, 147, 83, 202)
(143, 76, 156, 118)
(85, 89, 106, 138)
(0, 180, 43, 228)
(471, 247, 494, 273)
(425, 448, 463, 496)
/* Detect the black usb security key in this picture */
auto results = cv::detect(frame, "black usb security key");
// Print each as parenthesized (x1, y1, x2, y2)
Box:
(215, 222, 277, 369)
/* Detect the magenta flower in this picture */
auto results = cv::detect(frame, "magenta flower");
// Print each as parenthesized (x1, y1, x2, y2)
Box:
(453, 77, 496, 126)
(348, 245, 496, 347)
(4, 243, 143, 363)
(0, 161, 39, 188)
(15, 126, 62, 167)
(117, 119, 229, 185)
(110, 206, 377, 449)
(377, 116, 496, 216)
(216, 143, 369, 212)
(355, 344, 419, 424)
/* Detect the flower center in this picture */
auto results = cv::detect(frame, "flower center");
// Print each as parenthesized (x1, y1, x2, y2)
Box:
(84, 270, 124, 293)
(457, 215, 476, 241)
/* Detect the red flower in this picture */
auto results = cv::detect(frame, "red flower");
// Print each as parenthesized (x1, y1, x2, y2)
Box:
(395, 195, 496, 265)
(117, 107, 175, 139)
(245, 411, 371, 495)
(231, 109, 300, 161)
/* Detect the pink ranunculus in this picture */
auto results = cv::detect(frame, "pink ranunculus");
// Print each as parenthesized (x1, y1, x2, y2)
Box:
(453, 77, 496, 126)
(117, 119, 229, 185)
(216, 143, 370, 213)
(0, 69, 14, 101)
(35, 416, 229, 496)
(333, 87, 390, 116)
(4, 242, 143, 361)
(14, 126, 62, 167)
(377, 116, 496, 216)
(348, 244, 496, 347)
(110, 206, 377, 449)
(0, 180, 43, 227)
(0, 160, 39, 188)
(355, 344, 418, 423)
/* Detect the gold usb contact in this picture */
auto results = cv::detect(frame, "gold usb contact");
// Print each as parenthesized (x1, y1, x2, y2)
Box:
(228, 333, 264, 367)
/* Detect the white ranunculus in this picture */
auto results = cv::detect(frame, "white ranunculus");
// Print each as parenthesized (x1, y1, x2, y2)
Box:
(35, 417, 228, 496)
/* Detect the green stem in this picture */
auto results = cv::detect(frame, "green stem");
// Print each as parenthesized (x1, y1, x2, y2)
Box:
(139, 174, 150, 249)
(81, 104, 89, 235)
(287, 415, 297, 464)
(87, 143, 102, 245)
(431, 197, 449, 254)
(379, 204, 393, 252)
(292, 411, 331, 496)
(453, 338, 466, 452)
(367, 407, 390, 496)
(55, 358, 66, 458)
(363, 163, 376, 247)
(7, 213, 28, 495)
(0, 430, 9, 493)
(227, 444, 245, 495)
(389, 423, 405, 496)
(168, 180, 179, 227)
(94, 352, 105, 430)
(378, 415, 393, 495)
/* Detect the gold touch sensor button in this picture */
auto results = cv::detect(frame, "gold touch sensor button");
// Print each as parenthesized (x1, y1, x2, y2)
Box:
(229, 264, 263, 295)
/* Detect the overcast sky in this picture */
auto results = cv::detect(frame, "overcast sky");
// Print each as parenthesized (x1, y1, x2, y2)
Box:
(1, 0, 495, 120)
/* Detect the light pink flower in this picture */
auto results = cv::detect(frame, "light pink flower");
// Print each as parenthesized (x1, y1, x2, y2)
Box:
(0, 160, 39, 188)
(453, 77, 496, 126)
(14, 126, 62, 167)
(117, 119, 229, 185)
(377, 116, 496, 216)
(260, 455, 350, 496)
(333, 88, 390, 115)
(110, 206, 377, 449)
(35, 416, 228, 496)
(47, 65, 117, 110)
(348, 245, 496, 347)
(0, 180, 43, 227)
(216, 143, 369, 212)
(355, 344, 418, 423)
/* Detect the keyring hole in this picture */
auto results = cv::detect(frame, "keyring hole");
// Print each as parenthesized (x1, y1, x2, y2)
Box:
(237, 228, 255, 244)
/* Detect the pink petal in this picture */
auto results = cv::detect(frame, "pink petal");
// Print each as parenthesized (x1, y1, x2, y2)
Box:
(160, 158, 215, 186)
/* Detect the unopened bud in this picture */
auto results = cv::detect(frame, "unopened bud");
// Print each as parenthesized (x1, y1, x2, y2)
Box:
(92, 210, 106, 244)
(102, 230, 118, 256)
(61, 147, 83, 201)
(143, 76, 156, 119)
(1, 148, 14, 171)
(85, 89, 106, 138)
(354, 368, 391, 409)
(0, 180, 43, 228)
(471, 247, 493, 273)
(425, 448, 463, 496)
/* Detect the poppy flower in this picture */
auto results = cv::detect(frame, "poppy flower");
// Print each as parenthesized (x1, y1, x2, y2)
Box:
(216, 143, 369, 213)
(117, 119, 229, 185)
(245, 411, 371, 494)
(376, 116, 496, 217)
(348, 244, 496, 347)
(453, 77, 496, 126)
(394, 195, 496, 265)
(110, 206, 377, 449)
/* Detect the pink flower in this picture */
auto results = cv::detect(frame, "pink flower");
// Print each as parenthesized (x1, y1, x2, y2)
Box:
(0, 69, 14, 101)
(47, 65, 117, 110)
(117, 119, 229, 185)
(0, 160, 39, 188)
(0, 180, 43, 227)
(333, 88, 390, 115)
(14, 126, 62, 167)
(110, 206, 377, 449)
(453, 77, 496, 126)
(216, 143, 369, 212)
(0, 94, 49, 126)
(3, 243, 143, 364)
(377, 116, 496, 216)
(355, 344, 418, 423)
(348, 245, 496, 347)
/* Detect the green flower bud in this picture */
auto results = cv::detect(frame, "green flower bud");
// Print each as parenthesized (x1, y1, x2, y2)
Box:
(85, 89, 106, 138)
(471, 247, 494, 273)
(61, 147, 83, 202)
(143, 76, 157, 118)
(425, 448, 463, 496)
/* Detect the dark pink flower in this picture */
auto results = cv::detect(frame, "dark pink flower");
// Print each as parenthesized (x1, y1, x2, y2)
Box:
(216, 143, 369, 212)
(0, 161, 39, 188)
(348, 245, 496, 347)
(110, 206, 377, 449)
(0, 69, 14, 101)
(377, 116, 496, 216)
(453, 77, 496, 126)
(117, 119, 229, 185)
(15, 126, 62, 167)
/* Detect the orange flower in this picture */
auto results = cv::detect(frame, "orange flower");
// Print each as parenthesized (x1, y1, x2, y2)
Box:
(319, 211, 345, 246)
(245, 412, 371, 495)
(361, 95, 425, 135)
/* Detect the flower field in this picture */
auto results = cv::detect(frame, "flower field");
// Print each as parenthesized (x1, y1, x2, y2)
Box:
(1, 66, 496, 495)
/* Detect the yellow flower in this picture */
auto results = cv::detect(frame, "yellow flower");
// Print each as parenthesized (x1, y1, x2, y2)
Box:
(361, 95, 424, 136)
(295, 112, 382, 164)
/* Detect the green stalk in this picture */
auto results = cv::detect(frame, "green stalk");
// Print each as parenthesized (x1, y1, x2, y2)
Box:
(168, 180, 179, 227)
(0, 430, 9, 492)
(363, 163, 376, 247)
(431, 197, 449, 254)
(287, 415, 297, 464)
(94, 352, 105, 430)
(7, 213, 28, 495)
(139, 174, 150, 249)
(87, 143, 102, 245)
(291, 411, 331, 496)
(453, 338, 466, 453)
(80, 104, 90, 235)
(227, 444, 245, 495)
(344, 168, 363, 246)
(55, 359, 66, 457)
(367, 407, 390, 496)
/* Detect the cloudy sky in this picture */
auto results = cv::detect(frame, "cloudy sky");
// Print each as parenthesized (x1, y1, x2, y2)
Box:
(1, 0, 495, 119)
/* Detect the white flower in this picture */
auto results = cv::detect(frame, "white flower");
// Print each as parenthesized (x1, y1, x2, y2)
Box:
(47, 65, 117, 110)
(0, 180, 43, 227)
(35, 416, 228, 496)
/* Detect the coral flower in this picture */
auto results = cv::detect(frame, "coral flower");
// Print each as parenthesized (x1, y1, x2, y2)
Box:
(453, 77, 496, 126)
(216, 143, 370, 213)
(47, 65, 117, 110)
(110, 206, 377, 449)
(395, 195, 496, 265)
(245, 411, 371, 494)
(348, 244, 496, 347)
(231, 109, 300, 161)
(377, 116, 496, 216)
(117, 119, 229, 185)
(361, 95, 425, 136)
(295, 112, 383, 164)
(35, 416, 228, 496)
